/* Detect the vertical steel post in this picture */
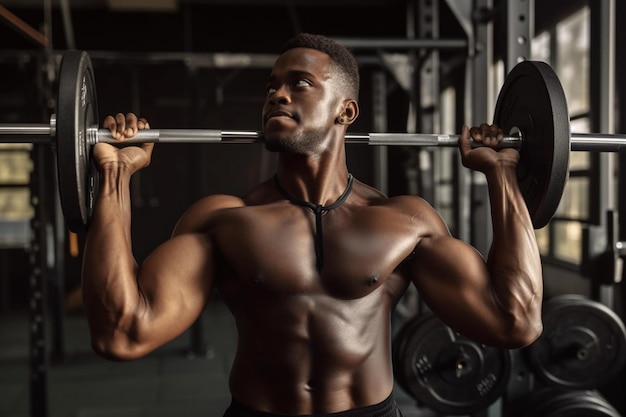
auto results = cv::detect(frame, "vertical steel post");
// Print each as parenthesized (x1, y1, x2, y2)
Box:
(589, 0, 617, 307)
(467, 0, 496, 254)
(29, 143, 49, 417)
(416, 0, 439, 206)
(617, 0, 626, 313)
(505, 0, 533, 74)
(372, 71, 389, 195)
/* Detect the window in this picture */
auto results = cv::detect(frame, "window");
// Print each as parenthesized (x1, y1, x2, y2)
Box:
(0, 144, 34, 247)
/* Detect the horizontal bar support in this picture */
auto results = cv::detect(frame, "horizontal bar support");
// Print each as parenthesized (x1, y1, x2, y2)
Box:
(332, 37, 468, 49)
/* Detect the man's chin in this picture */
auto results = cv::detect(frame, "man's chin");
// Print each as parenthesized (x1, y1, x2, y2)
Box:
(263, 136, 290, 152)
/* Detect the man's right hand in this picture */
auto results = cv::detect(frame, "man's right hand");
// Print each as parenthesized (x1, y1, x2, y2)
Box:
(458, 123, 519, 175)
(96, 112, 154, 174)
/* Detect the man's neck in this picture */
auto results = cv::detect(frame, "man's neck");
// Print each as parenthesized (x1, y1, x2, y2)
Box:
(275, 152, 350, 206)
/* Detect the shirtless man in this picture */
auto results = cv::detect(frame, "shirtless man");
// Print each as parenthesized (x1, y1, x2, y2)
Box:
(82, 33, 543, 417)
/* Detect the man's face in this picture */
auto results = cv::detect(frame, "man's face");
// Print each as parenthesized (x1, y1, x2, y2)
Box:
(262, 47, 344, 155)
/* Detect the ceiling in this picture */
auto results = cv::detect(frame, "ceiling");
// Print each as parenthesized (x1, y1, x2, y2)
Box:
(3, 0, 410, 11)
(1, 0, 467, 55)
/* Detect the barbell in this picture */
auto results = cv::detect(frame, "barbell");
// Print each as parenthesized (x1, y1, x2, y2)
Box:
(1, 50, 626, 232)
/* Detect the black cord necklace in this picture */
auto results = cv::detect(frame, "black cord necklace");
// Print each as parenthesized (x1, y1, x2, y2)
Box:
(273, 173, 354, 272)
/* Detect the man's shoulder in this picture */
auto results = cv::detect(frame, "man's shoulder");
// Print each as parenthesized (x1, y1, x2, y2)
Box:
(172, 177, 282, 235)
(172, 194, 247, 235)
(354, 181, 432, 211)
(354, 186, 446, 232)
(185, 194, 249, 215)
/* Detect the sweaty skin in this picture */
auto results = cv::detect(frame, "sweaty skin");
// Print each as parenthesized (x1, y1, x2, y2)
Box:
(82, 47, 543, 415)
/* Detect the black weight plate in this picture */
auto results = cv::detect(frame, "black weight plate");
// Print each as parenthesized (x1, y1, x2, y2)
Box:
(393, 315, 428, 394)
(494, 61, 571, 229)
(396, 313, 512, 415)
(56, 50, 99, 232)
(525, 295, 626, 389)
(505, 388, 621, 417)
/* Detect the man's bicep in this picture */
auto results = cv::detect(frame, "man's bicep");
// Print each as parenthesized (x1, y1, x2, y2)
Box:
(407, 236, 496, 326)
(135, 233, 217, 346)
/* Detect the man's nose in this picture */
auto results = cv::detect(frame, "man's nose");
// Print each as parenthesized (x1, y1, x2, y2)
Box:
(269, 85, 291, 105)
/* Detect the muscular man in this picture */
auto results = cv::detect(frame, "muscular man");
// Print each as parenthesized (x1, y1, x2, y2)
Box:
(82, 33, 543, 417)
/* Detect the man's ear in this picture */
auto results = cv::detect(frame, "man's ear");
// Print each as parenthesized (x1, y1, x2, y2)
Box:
(336, 99, 359, 125)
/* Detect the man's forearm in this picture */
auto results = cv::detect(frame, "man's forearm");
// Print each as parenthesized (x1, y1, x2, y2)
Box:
(82, 165, 146, 355)
(486, 166, 543, 344)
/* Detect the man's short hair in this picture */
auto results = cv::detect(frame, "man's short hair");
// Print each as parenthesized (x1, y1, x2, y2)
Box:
(280, 33, 360, 100)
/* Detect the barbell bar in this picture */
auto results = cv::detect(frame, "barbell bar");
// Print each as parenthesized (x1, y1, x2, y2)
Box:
(0, 50, 624, 233)
(3, 123, 626, 151)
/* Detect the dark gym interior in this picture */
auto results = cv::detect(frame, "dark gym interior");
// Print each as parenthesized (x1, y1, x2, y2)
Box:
(1, 1, 626, 416)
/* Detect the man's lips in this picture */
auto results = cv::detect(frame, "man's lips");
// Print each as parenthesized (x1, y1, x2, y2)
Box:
(264, 110, 296, 122)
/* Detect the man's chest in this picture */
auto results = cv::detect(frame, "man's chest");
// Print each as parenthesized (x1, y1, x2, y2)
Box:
(211, 204, 418, 297)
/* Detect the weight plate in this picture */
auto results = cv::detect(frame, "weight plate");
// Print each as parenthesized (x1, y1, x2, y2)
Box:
(505, 388, 621, 417)
(393, 313, 512, 415)
(494, 60, 571, 229)
(56, 50, 99, 233)
(393, 316, 425, 394)
(525, 295, 626, 389)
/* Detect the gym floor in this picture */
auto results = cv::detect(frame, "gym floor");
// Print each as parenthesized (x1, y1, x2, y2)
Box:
(0, 298, 428, 417)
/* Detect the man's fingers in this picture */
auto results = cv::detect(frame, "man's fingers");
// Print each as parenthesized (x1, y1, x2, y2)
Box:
(123, 113, 140, 137)
(137, 118, 150, 130)
(469, 126, 483, 142)
(103, 113, 146, 140)
(458, 125, 472, 156)
(469, 123, 504, 146)
(112, 113, 127, 139)
(102, 115, 116, 133)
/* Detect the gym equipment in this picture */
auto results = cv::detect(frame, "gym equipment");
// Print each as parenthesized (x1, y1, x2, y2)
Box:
(504, 388, 622, 417)
(524, 294, 626, 390)
(393, 313, 512, 415)
(2, 50, 626, 231)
